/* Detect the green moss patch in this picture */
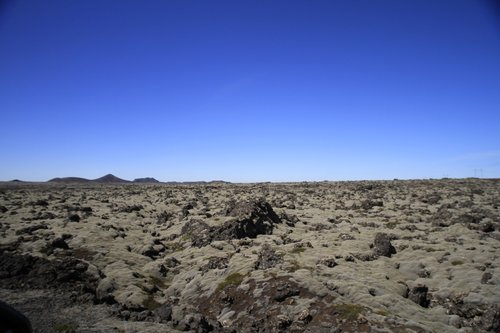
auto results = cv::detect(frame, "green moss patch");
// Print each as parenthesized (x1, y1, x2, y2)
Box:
(451, 260, 464, 266)
(290, 247, 306, 254)
(143, 295, 162, 311)
(216, 272, 246, 292)
(333, 303, 365, 321)
(53, 323, 78, 333)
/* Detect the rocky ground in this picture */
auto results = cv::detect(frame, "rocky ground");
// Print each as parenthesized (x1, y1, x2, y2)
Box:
(0, 179, 499, 332)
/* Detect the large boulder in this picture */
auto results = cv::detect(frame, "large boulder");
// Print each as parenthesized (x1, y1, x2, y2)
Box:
(183, 200, 282, 248)
(218, 200, 281, 239)
(372, 233, 396, 258)
(181, 219, 213, 247)
(0, 253, 100, 296)
(408, 285, 430, 308)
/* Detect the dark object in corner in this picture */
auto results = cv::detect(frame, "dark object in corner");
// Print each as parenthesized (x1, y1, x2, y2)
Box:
(0, 300, 32, 333)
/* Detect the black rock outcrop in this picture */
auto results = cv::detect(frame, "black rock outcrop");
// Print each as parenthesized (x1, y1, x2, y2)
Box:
(182, 200, 282, 248)
(0, 253, 99, 296)
(220, 199, 281, 239)
(372, 233, 397, 257)
(408, 285, 430, 308)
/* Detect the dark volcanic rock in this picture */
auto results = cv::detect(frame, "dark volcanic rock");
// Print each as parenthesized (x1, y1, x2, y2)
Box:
(479, 220, 495, 233)
(433, 293, 500, 331)
(225, 199, 281, 223)
(0, 253, 99, 295)
(274, 282, 300, 302)
(32, 199, 49, 207)
(184, 200, 282, 248)
(0, 241, 20, 254)
(157, 211, 175, 226)
(255, 244, 283, 270)
(154, 303, 172, 323)
(182, 203, 194, 217)
(177, 313, 215, 332)
(408, 285, 430, 308)
(68, 214, 81, 222)
(0, 205, 8, 213)
(318, 258, 337, 268)
(479, 307, 500, 332)
(360, 200, 383, 210)
(372, 232, 397, 257)
(219, 199, 281, 239)
(481, 272, 493, 284)
(279, 212, 299, 227)
(15, 224, 48, 235)
(216, 217, 272, 240)
(141, 245, 160, 259)
(201, 257, 229, 273)
(429, 206, 454, 227)
(118, 205, 143, 213)
(198, 274, 361, 332)
(421, 193, 442, 204)
(51, 237, 70, 249)
(164, 257, 181, 268)
(182, 219, 212, 247)
(33, 211, 56, 220)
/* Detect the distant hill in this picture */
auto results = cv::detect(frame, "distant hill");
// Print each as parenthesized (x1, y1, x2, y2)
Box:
(209, 180, 231, 184)
(48, 177, 91, 183)
(94, 174, 130, 183)
(133, 177, 160, 183)
(46, 175, 230, 184)
(48, 174, 129, 183)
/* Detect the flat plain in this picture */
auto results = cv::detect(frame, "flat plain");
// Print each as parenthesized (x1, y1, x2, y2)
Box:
(0, 179, 499, 332)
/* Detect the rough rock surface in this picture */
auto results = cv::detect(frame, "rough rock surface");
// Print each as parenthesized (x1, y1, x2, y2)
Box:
(0, 179, 499, 332)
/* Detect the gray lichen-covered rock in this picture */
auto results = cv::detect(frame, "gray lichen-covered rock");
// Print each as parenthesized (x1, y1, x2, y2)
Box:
(255, 244, 283, 270)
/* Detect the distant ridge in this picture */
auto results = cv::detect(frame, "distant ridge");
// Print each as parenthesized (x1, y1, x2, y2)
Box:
(46, 175, 232, 184)
(48, 174, 129, 183)
(209, 180, 231, 184)
(133, 177, 160, 183)
(48, 177, 91, 183)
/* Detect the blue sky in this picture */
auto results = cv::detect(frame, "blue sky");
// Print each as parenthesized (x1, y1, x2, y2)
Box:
(1, 0, 499, 182)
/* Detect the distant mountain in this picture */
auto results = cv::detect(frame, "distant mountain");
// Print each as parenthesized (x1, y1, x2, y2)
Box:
(48, 177, 91, 183)
(209, 180, 231, 184)
(46, 175, 229, 184)
(48, 174, 129, 183)
(133, 177, 160, 183)
(94, 174, 130, 183)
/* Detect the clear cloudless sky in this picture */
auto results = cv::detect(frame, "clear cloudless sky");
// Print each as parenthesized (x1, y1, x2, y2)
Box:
(1, 0, 499, 182)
